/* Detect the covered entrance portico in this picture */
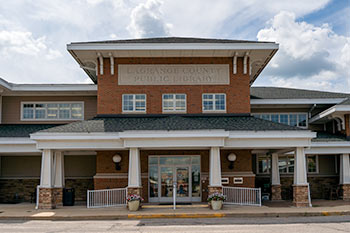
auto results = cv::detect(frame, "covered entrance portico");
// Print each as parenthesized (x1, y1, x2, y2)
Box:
(30, 115, 316, 209)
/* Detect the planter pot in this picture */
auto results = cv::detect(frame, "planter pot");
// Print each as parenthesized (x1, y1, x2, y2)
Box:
(211, 200, 223, 210)
(128, 200, 140, 211)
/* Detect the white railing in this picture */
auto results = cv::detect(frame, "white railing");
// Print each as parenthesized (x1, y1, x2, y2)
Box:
(223, 186, 261, 206)
(87, 188, 127, 208)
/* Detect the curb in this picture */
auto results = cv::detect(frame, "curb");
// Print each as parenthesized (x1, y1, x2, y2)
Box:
(1, 211, 350, 220)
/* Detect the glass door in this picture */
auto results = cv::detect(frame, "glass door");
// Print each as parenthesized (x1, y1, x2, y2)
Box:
(176, 166, 190, 201)
(160, 167, 173, 202)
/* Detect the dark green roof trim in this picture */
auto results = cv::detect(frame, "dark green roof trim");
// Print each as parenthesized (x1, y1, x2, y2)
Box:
(0, 124, 60, 137)
(37, 114, 306, 134)
(312, 132, 348, 142)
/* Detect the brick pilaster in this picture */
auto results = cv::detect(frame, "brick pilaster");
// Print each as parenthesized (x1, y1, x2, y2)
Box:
(38, 188, 56, 209)
(208, 186, 223, 195)
(127, 187, 142, 196)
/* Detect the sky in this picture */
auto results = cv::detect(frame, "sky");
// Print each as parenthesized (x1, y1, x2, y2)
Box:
(0, 0, 349, 93)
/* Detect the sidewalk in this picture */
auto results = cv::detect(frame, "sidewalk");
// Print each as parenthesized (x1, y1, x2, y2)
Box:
(0, 200, 349, 220)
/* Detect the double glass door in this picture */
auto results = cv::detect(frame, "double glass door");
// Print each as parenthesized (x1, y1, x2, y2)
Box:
(149, 156, 201, 203)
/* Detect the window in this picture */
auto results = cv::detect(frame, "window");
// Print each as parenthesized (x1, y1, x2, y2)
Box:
(202, 94, 226, 112)
(162, 94, 186, 112)
(257, 155, 271, 174)
(253, 113, 308, 128)
(122, 94, 146, 112)
(21, 102, 83, 121)
(277, 155, 318, 174)
(307, 155, 318, 173)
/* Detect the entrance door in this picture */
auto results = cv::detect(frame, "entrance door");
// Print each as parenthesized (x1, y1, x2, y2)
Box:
(149, 155, 201, 203)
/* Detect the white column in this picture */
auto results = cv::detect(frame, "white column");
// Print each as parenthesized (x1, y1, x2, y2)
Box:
(271, 153, 280, 185)
(209, 147, 222, 187)
(128, 148, 141, 187)
(294, 147, 307, 185)
(40, 149, 54, 187)
(0, 95, 2, 124)
(53, 151, 65, 188)
(340, 154, 350, 184)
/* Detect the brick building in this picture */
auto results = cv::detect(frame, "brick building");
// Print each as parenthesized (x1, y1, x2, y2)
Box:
(0, 37, 349, 209)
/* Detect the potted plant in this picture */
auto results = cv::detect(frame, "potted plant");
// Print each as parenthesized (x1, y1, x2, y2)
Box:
(127, 194, 144, 211)
(207, 192, 226, 210)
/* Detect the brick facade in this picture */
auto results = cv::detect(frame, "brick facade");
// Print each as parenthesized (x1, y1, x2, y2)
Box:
(94, 149, 254, 203)
(345, 114, 350, 140)
(97, 57, 250, 115)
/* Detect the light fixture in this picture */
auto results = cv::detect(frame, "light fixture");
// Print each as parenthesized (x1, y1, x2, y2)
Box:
(227, 153, 237, 170)
(112, 154, 122, 170)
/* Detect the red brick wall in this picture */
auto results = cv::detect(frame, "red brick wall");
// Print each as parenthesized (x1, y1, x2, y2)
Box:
(97, 57, 250, 114)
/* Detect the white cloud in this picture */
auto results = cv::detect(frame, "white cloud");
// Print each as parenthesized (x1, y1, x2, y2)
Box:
(127, 0, 171, 38)
(0, 30, 46, 56)
(256, 11, 350, 93)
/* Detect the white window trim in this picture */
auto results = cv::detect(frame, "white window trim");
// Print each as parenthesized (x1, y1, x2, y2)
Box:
(256, 154, 271, 174)
(162, 94, 187, 113)
(122, 94, 147, 113)
(277, 155, 319, 175)
(20, 101, 84, 121)
(252, 112, 308, 128)
(202, 93, 226, 113)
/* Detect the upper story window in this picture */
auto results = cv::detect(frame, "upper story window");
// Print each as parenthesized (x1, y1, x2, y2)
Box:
(122, 94, 146, 113)
(253, 113, 308, 128)
(202, 94, 226, 112)
(21, 102, 84, 121)
(162, 94, 186, 113)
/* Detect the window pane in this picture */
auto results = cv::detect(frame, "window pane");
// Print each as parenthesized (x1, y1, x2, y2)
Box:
(298, 114, 307, 127)
(191, 156, 200, 164)
(71, 103, 83, 119)
(289, 114, 297, 126)
(278, 157, 287, 173)
(307, 156, 317, 173)
(215, 94, 225, 110)
(47, 104, 58, 119)
(35, 104, 46, 119)
(59, 103, 70, 119)
(288, 157, 294, 173)
(271, 114, 279, 123)
(203, 100, 213, 110)
(261, 114, 270, 120)
(23, 104, 34, 119)
(258, 156, 270, 173)
(149, 166, 158, 198)
(280, 114, 288, 125)
(149, 157, 158, 165)
(192, 164, 201, 197)
(123, 95, 134, 111)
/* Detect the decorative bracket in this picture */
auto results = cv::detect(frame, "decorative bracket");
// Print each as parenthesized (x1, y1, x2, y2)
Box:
(233, 52, 238, 74)
(109, 53, 114, 75)
(97, 52, 103, 75)
(243, 52, 249, 75)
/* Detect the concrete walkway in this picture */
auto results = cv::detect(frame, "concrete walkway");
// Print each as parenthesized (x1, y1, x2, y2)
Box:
(0, 200, 349, 220)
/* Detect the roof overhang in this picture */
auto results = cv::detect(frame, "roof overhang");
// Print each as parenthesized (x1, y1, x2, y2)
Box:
(250, 98, 347, 105)
(30, 129, 315, 150)
(67, 42, 279, 84)
(309, 105, 350, 124)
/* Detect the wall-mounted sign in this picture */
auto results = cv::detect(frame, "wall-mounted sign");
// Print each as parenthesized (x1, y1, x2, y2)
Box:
(221, 177, 229, 185)
(233, 177, 243, 184)
(118, 64, 230, 85)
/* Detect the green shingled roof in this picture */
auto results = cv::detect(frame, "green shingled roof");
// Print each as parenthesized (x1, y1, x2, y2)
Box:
(36, 114, 305, 134)
(0, 124, 60, 137)
(251, 87, 350, 99)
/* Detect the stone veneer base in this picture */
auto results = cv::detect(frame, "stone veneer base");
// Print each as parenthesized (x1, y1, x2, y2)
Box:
(293, 185, 309, 207)
(341, 184, 350, 201)
(271, 184, 282, 201)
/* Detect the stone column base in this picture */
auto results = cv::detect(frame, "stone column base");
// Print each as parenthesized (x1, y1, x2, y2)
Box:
(53, 188, 63, 207)
(38, 188, 56, 209)
(340, 184, 350, 201)
(293, 185, 309, 207)
(271, 184, 282, 201)
(127, 186, 142, 196)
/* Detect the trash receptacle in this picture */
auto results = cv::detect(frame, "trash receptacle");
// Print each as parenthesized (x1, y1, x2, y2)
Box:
(63, 188, 75, 206)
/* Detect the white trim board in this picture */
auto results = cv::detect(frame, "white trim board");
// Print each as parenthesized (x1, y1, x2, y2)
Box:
(250, 98, 347, 105)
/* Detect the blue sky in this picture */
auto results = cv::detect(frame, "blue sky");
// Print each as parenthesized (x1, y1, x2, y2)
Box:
(0, 0, 349, 92)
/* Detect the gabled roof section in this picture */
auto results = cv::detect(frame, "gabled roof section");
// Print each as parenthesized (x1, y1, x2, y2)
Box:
(35, 114, 306, 134)
(67, 37, 278, 84)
